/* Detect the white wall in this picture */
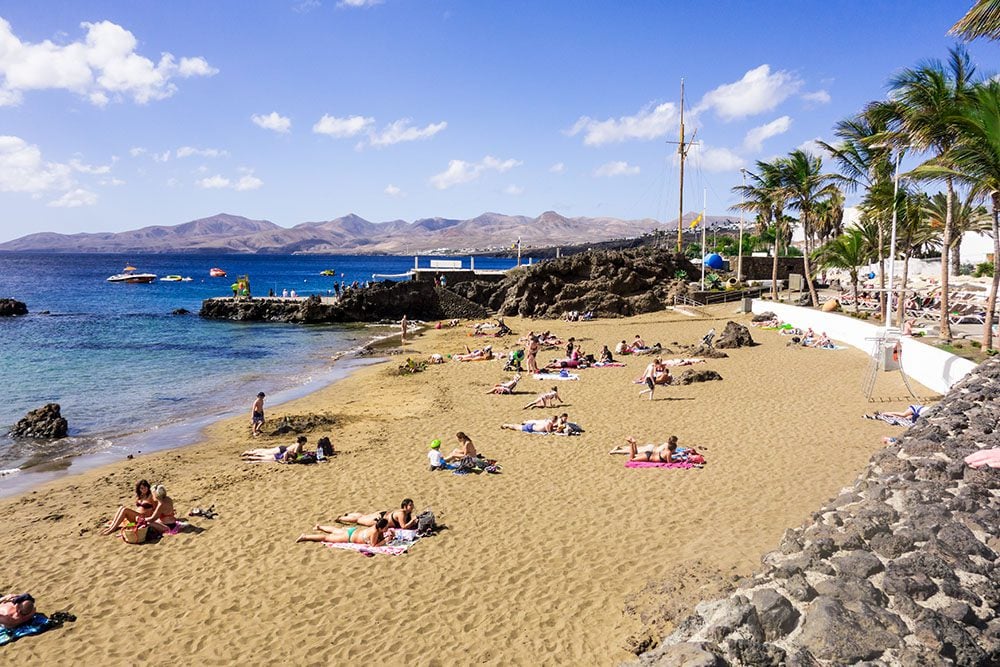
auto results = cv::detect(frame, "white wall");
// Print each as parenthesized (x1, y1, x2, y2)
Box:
(751, 301, 977, 395)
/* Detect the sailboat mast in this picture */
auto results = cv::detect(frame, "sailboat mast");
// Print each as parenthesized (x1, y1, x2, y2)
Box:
(677, 79, 685, 252)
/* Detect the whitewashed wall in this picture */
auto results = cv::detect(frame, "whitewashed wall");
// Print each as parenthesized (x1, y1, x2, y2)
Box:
(751, 301, 978, 395)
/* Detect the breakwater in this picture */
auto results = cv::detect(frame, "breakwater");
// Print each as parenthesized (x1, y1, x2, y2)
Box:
(635, 356, 1000, 666)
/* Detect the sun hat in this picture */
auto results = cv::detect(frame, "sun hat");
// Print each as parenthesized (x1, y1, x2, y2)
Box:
(430, 439, 441, 449)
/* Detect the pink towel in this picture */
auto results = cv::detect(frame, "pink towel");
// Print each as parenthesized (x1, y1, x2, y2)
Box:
(964, 449, 1000, 469)
(324, 542, 412, 556)
(625, 460, 696, 469)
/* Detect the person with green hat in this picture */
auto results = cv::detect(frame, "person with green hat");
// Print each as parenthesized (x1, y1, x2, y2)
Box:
(427, 439, 448, 470)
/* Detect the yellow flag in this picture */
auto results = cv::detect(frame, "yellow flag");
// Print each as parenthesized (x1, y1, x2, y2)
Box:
(688, 213, 703, 229)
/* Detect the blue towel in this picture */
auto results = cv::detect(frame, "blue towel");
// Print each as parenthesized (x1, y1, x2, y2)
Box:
(0, 613, 55, 646)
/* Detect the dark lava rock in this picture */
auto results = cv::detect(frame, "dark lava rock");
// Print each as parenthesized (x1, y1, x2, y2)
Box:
(677, 369, 723, 385)
(751, 311, 776, 323)
(268, 412, 337, 436)
(751, 589, 799, 641)
(724, 638, 786, 666)
(914, 609, 989, 666)
(714, 321, 755, 349)
(796, 597, 901, 663)
(10, 403, 68, 439)
(0, 298, 28, 317)
(171, 308, 191, 315)
(645, 642, 723, 666)
(686, 344, 729, 359)
(830, 550, 884, 579)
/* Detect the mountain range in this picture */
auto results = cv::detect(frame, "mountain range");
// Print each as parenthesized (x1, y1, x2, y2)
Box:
(0, 211, 739, 255)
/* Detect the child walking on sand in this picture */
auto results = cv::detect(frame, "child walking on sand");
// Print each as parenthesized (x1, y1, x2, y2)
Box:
(251, 392, 265, 436)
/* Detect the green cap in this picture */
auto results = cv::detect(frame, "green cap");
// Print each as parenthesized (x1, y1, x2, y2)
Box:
(430, 439, 441, 449)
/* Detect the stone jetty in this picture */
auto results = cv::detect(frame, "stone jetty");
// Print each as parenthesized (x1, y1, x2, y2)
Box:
(634, 356, 1000, 666)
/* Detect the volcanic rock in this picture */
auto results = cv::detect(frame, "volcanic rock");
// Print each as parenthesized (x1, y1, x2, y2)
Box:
(677, 369, 723, 385)
(714, 321, 754, 349)
(10, 403, 68, 439)
(0, 298, 28, 317)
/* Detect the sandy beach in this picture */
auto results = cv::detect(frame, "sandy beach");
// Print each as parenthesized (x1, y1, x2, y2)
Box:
(1, 305, 927, 665)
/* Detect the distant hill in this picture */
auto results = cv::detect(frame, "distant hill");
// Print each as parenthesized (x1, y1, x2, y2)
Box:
(0, 211, 739, 255)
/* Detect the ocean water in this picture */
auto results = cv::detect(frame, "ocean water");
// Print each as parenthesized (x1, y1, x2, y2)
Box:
(0, 252, 515, 495)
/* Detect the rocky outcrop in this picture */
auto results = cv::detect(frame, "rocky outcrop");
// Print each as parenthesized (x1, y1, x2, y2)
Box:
(0, 298, 27, 317)
(450, 247, 697, 318)
(10, 403, 68, 439)
(200, 281, 487, 323)
(677, 369, 723, 385)
(714, 321, 755, 349)
(634, 357, 1000, 666)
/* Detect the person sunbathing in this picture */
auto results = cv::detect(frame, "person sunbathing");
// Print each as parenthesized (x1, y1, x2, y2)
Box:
(0, 594, 35, 630)
(486, 374, 521, 394)
(296, 518, 391, 546)
(523, 386, 564, 409)
(608, 436, 680, 462)
(865, 405, 926, 424)
(454, 345, 493, 361)
(501, 416, 557, 433)
(99, 479, 157, 535)
(338, 499, 417, 530)
(543, 347, 583, 370)
(144, 485, 178, 534)
(811, 332, 834, 349)
(446, 432, 478, 462)
(241, 435, 308, 462)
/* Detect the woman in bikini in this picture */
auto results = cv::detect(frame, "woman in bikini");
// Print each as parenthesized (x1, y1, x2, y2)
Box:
(445, 432, 478, 462)
(145, 485, 178, 534)
(608, 436, 680, 462)
(296, 517, 392, 545)
(337, 499, 417, 530)
(99, 479, 156, 535)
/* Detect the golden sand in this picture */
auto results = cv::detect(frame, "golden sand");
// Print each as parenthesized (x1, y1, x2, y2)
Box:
(1, 305, 923, 665)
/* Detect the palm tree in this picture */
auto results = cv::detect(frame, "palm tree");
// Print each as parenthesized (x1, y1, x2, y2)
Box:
(731, 159, 787, 299)
(815, 189, 846, 244)
(779, 150, 842, 306)
(950, 0, 1000, 41)
(923, 191, 992, 273)
(891, 45, 979, 340)
(813, 229, 870, 313)
(914, 80, 1000, 348)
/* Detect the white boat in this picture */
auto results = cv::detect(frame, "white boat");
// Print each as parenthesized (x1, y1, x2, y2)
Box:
(107, 265, 157, 284)
(161, 275, 183, 282)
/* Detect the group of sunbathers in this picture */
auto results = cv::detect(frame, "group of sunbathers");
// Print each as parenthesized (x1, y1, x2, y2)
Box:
(241, 435, 335, 463)
(296, 498, 419, 547)
(615, 334, 661, 356)
(501, 412, 578, 435)
(99, 479, 179, 537)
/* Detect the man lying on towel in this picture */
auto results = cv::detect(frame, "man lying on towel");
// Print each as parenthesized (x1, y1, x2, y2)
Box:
(608, 436, 705, 464)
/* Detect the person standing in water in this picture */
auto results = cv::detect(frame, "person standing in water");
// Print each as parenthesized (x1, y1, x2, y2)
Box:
(251, 392, 265, 436)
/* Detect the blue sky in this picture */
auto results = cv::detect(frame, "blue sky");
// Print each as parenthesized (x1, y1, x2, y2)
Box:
(0, 1, 993, 242)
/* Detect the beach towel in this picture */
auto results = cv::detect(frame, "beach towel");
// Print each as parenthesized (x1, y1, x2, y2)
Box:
(964, 448, 1000, 469)
(864, 413, 915, 427)
(625, 460, 700, 469)
(0, 614, 61, 646)
(532, 373, 579, 381)
(662, 358, 706, 367)
(324, 531, 418, 557)
(591, 362, 626, 367)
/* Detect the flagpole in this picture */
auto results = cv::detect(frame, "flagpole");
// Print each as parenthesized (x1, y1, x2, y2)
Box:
(700, 189, 707, 290)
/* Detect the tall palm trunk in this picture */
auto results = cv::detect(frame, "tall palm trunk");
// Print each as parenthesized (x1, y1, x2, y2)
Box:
(940, 178, 954, 339)
(802, 216, 819, 306)
(951, 241, 962, 276)
(771, 234, 780, 300)
(983, 192, 1000, 350)
(851, 271, 860, 315)
(896, 251, 912, 325)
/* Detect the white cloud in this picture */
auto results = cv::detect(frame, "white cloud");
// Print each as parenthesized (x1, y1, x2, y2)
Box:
(696, 65, 802, 121)
(549, 162, 566, 174)
(368, 119, 447, 147)
(47, 188, 97, 207)
(802, 90, 831, 106)
(313, 113, 374, 137)
(100, 176, 125, 186)
(294, 0, 322, 13)
(743, 116, 792, 152)
(384, 184, 403, 197)
(176, 146, 227, 158)
(504, 184, 524, 195)
(234, 173, 263, 191)
(0, 135, 72, 193)
(684, 145, 744, 172)
(594, 161, 640, 177)
(430, 155, 522, 190)
(567, 102, 676, 146)
(69, 158, 112, 174)
(129, 146, 146, 157)
(796, 137, 831, 158)
(0, 18, 217, 107)
(251, 111, 292, 134)
(197, 175, 230, 189)
(153, 150, 171, 163)
(338, 0, 383, 7)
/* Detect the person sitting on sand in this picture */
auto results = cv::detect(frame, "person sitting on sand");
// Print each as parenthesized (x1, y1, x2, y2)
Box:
(501, 415, 558, 433)
(608, 436, 681, 462)
(486, 374, 521, 394)
(296, 518, 392, 546)
(811, 332, 834, 349)
(445, 431, 478, 462)
(144, 485, 178, 534)
(523, 386, 564, 410)
(0, 594, 36, 630)
(454, 345, 493, 362)
(599, 345, 614, 363)
(615, 339, 631, 355)
(338, 498, 417, 530)
(427, 439, 452, 470)
(99, 479, 157, 535)
(633, 334, 647, 350)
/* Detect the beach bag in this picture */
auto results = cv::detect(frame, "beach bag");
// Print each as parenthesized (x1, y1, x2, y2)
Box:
(416, 510, 437, 536)
(121, 521, 148, 544)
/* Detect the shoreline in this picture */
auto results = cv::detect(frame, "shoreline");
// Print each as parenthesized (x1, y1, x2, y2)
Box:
(1, 308, 931, 664)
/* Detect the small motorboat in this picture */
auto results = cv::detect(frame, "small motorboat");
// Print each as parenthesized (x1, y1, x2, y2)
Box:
(209, 267, 227, 277)
(320, 269, 336, 276)
(107, 265, 157, 284)
(161, 275, 183, 282)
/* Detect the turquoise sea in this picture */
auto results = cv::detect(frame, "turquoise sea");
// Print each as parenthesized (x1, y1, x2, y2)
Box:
(0, 252, 516, 496)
